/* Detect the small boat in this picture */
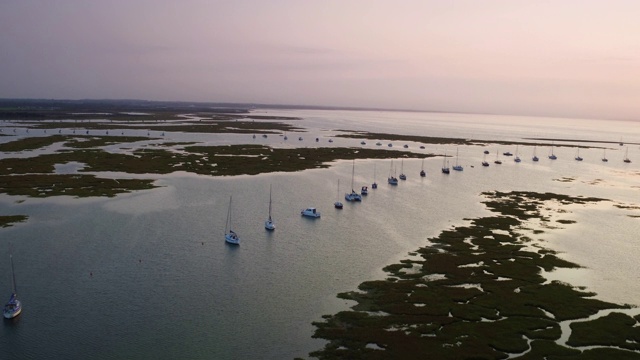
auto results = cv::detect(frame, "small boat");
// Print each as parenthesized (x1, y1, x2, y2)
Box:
(420, 158, 426, 177)
(301, 207, 321, 218)
(532, 146, 539, 162)
(345, 160, 362, 201)
(481, 152, 489, 167)
(452, 148, 463, 171)
(361, 186, 368, 195)
(503, 151, 513, 156)
(372, 163, 378, 189)
(442, 151, 450, 174)
(602, 149, 608, 162)
(624, 147, 631, 163)
(388, 160, 399, 184)
(549, 144, 557, 160)
(360, 141, 366, 145)
(514, 145, 521, 163)
(328, 139, 333, 143)
(388, 143, 393, 147)
(262, 134, 268, 138)
(224, 196, 240, 245)
(298, 137, 303, 141)
(265, 185, 275, 231)
(419, 145, 425, 149)
(316, 138, 319, 142)
(399, 159, 407, 180)
(483, 150, 490, 154)
(334, 180, 343, 209)
(403, 144, 408, 148)
(284, 133, 288, 140)
(494, 150, 502, 164)
(3, 249, 22, 319)
(575, 148, 583, 161)
(376, 142, 382, 146)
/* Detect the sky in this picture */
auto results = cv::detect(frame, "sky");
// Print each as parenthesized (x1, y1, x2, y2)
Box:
(1, 0, 639, 120)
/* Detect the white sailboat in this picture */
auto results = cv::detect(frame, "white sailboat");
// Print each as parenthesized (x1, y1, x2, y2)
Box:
(345, 160, 362, 201)
(224, 196, 239, 245)
(388, 160, 399, 184)
(399, 159, 407, 180)
(3, 249, 22, 319)
(334, 180, 343, 209)
(452, 148, 463, 171)
(265, 185, 275, 230)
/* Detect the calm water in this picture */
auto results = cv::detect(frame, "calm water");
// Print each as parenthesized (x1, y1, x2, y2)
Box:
(0, 110, 638, 359)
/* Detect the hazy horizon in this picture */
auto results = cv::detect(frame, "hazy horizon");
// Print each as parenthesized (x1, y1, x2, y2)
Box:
(1, 1, 639, 121)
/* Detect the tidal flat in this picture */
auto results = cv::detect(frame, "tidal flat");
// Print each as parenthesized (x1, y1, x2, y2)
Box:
(309, 191, 640, 359)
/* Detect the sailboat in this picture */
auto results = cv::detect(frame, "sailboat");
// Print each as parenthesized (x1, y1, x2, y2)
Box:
(371, 163, 378, 189)
(345, 160, 362, 201)
(452, 148, 463, 171)
(532, 146, 539, 162)
(441, 151, 450, 174)
(265, 185, 275, 230)
(3, 249, 22, 319)
(574, 148, 583, 161)
(481, 152, 489, 167)
(494, 150, 502, 165)
(548, 144, 557, 160)
(514, 145, 521, 163)
(388, 160, 399, 184)
(624, 147, 632, 163)
(602, 149, 608, 162)
(334, 180, 343, 209)
(224, 196, 239, 245)
(399, 159, 407, 180)
(420, 158, 426, 176)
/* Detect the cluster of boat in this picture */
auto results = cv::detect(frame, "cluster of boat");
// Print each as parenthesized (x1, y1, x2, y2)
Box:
(225, 143, 634, 245)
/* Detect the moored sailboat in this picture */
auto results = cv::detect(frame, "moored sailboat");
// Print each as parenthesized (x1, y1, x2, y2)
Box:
(345, 160, 362, 201)
(265, 185, 275, 230)
(452, 148, 463, 171)
(3, 249, 21, 319)
(224, 196, 239, 245)
(624, 147, 632, 163)
(420, 158, 426, 176)
(388, 160, 399, 184)
(399, 159, 407, 180)
(334, 180, 343, 209)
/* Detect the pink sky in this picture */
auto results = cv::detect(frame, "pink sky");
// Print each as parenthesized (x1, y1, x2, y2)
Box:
(1, 0, 638, 120)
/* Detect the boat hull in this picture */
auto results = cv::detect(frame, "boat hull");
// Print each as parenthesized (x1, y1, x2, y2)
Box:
(265, 221, 275, 231)
(3, 297, 21, 319)
(225, 232, 239, 245)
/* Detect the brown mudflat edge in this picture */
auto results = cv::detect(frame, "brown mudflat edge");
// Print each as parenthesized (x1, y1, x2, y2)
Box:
(310, 191, 638, 359)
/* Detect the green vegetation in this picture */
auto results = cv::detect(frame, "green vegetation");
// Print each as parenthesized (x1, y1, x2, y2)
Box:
(0, 215, 28, 228)
(310, 191, 639, 359)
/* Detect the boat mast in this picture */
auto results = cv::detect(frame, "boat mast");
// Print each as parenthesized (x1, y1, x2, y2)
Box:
(225, 196, 232, 233)
(268, 185, 272, 221)
(351, 160, 355, 192)
(10, 253, 17, 295)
